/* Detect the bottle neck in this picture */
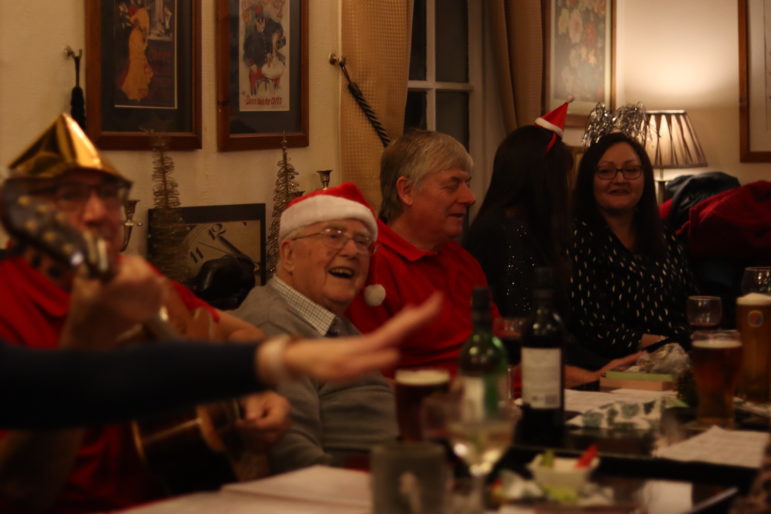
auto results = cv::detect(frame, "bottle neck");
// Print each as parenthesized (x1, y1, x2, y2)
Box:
(472, 308, 492, 333)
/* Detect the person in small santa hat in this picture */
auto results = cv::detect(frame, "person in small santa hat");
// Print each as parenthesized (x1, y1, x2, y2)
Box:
(233, 181, 399, 472)
(465, 97, 575, 320)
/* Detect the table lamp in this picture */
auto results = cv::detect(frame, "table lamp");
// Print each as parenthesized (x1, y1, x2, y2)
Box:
(643, 110, 707, 203)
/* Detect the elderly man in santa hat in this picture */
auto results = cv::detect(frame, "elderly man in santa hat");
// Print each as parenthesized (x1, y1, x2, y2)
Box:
(234, 182, 395, 473)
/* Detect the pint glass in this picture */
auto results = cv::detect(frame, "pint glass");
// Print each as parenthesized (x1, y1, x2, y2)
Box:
(394, 369, 450, 441)
(736, 293, 771, 402)
(691, 331, 742, 427)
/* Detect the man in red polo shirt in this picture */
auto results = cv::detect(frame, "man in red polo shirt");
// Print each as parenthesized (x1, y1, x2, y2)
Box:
(347, 130, 496, 376)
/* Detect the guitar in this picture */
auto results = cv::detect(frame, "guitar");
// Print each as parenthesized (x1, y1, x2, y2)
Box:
(0, 189, 264, 494)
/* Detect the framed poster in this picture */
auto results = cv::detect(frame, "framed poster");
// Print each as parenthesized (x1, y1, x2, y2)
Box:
(739, 0, 771, 162)
(85, 0, 201, 150)
(544, 0, 615, 127)
(215, 0, 309, 151)
(148, 203, 266, 309)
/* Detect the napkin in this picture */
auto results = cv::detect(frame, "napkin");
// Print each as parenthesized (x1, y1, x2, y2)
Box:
(567, 397, 664, 430)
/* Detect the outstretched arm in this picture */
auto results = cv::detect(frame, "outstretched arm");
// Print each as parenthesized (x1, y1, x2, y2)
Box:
(0, 293, 443, 428)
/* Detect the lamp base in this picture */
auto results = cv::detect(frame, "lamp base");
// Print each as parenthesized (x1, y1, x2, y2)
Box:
(655, 178, 667, 204)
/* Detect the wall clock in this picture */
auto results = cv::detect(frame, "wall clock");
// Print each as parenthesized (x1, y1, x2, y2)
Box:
(148, 203, 266, 309)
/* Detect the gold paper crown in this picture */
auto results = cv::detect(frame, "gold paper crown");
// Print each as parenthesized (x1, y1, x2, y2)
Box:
(7, 113, 129, 184)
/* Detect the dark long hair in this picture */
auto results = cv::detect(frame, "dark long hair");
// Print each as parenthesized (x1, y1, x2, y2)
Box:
(470, 125, 573, 263)
(572, 132, 665, 258)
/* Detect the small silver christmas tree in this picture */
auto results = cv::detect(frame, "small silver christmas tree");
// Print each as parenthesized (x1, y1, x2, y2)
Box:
(147, 133, 189, 282)
(266, 135, 301, 276)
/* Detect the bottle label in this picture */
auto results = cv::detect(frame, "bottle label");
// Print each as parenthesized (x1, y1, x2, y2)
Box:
(521, 348, 561, 408)
(459, 375, 503, 419)
(460, 376, 486, 420)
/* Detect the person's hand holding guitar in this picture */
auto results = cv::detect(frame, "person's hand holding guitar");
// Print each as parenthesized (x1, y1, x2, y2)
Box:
(61, 255, 167, 349)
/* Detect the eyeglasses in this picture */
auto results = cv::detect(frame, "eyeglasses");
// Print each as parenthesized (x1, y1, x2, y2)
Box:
(292, 226, 375, 255)
(595, 165, 643, 181)
(32, 181, 130, 212)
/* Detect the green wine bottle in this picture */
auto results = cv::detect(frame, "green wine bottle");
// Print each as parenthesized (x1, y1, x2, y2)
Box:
(457, 287, 507, 418)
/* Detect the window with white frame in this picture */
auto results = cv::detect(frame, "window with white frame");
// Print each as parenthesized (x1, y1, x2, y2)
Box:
(404, 0, 482, 160)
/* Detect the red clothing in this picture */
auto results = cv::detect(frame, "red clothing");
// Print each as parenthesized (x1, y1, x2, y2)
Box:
(347, 220, 496, 376)
(679, 180, 771, 259)
(0, 256, 212, 513)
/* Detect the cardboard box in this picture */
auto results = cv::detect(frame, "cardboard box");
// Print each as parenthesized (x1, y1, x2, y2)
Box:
(599, 371, 675, 391)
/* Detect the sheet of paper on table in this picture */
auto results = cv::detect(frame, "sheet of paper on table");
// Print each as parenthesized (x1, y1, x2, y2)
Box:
(654, 426, 768, 468)
(566, 388, 676, 414)
(121, 465, 371, 514)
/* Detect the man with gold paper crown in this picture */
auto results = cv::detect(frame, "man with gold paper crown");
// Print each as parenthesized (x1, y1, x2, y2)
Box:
(0, 114, 291, 512)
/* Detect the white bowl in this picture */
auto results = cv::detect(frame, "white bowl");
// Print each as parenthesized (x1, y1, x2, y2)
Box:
(527, 455, 598, 492)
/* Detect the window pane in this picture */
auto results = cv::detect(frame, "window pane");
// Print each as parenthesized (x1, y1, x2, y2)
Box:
(436, 0, 468, 82)
(436, 91, 468, 148)
(404, 91, 427, 132)
(409, 0, 427, 81)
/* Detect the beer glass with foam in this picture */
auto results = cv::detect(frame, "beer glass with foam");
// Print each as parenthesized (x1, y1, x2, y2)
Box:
(736, 293, 771, 402)
(691, 330, 742, 427)
(394, 369, 450, 441)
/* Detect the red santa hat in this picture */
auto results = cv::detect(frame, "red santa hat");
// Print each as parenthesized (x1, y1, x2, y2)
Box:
(534, 96, 574, 151)
(279, 182, 378, 240)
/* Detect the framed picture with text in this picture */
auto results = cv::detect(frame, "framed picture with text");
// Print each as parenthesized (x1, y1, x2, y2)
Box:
(85, 0, 202, 150)
(544, 0, 615, 127)
(215, 0, 308, 151)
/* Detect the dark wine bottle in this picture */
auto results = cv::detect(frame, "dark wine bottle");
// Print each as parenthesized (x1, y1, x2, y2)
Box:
(457, 287, 507, 417)
(520, 267, 565, 445)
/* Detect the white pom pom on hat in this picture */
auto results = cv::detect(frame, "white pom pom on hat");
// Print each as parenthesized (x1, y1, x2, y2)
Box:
(279, 182, 378, 240)
(364, 284, 386, 307)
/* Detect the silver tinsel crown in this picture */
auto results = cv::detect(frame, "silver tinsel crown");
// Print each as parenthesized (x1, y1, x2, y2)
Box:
(582, 103, 648, 146)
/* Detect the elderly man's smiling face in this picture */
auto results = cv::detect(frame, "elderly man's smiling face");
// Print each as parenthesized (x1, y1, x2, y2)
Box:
(278, 218, 372, 315)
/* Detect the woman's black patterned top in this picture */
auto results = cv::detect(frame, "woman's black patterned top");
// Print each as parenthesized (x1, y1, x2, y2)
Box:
(568, 220, 696, 358)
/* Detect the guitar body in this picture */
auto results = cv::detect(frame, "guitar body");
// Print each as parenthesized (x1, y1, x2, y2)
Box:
(131, 288, 266, 494)
(131, 400, 243, 494)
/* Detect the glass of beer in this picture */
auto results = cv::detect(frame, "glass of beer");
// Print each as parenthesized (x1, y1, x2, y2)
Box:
(691, 330, 742, 427)
(686, 296, 722, 329)
(741, 266, 771, 295)
(736, 292, 771, 402)
(394, 369, 451, 441)
(493, 317, 527, 400)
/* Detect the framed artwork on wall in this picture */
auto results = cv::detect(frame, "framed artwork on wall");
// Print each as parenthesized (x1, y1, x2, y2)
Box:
(148, 203, 266, 309)
(739, 0, 771, 162)
(85, 0, 201, 150)
(215, 0, 309, 151)
(543, 0, 615, 127)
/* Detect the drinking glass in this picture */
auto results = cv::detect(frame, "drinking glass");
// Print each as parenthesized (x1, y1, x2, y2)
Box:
(394, 368, 451, 441)
(493, 317, 527, 400)
(691, 330, 742, 427)
(686, 296, 722, 329)
(421, 393, 519, 514)
(741, 266, 771, 295)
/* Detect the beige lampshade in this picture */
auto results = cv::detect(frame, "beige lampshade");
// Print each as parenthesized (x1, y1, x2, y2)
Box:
(644, 110, 707, 170)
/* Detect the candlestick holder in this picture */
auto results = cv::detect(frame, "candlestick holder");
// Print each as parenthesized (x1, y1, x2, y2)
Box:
(317, 169, 332, 190)
(120, 199, 143, 252)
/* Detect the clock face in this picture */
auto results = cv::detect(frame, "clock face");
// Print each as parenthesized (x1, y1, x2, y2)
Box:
(182, 220, 263, 283)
